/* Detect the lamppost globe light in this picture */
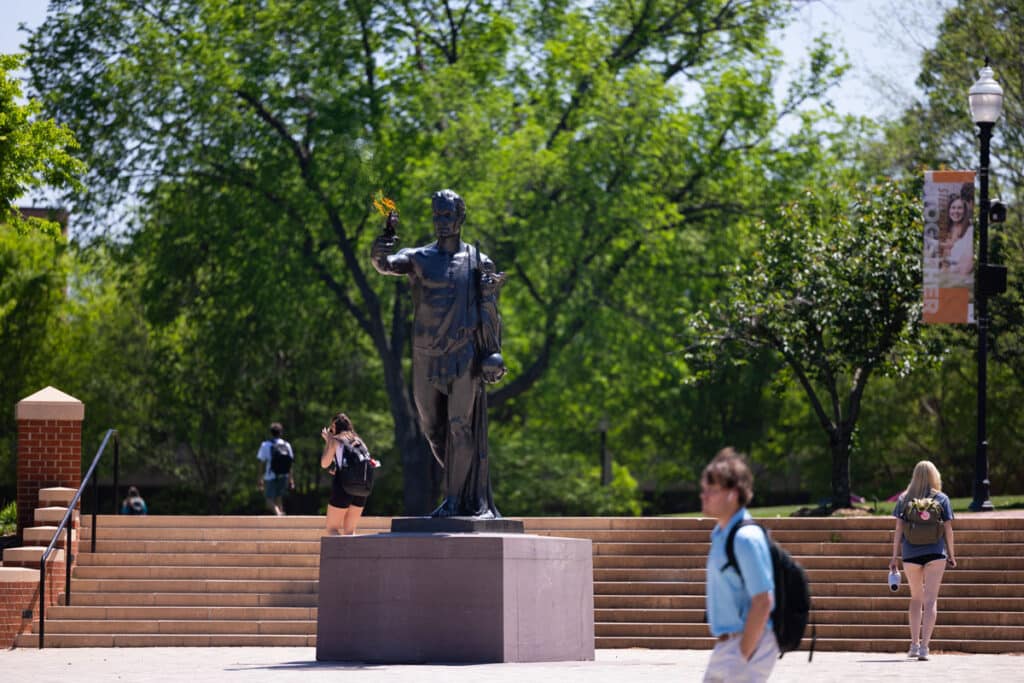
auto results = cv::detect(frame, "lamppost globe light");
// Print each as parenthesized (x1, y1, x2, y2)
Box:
(969, 65, 1004, 124)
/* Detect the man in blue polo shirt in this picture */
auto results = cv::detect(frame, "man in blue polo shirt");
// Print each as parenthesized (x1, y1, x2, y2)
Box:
(700, 448, 779, 682)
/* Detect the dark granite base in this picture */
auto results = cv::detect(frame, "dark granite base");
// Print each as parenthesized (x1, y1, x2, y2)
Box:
(316, 533, 594, 663)
(390, 516, 524, 534)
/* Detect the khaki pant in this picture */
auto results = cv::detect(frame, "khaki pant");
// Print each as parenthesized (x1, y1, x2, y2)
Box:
(703, 628, 779, 683)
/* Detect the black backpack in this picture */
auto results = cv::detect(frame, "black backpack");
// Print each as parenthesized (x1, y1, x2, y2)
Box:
(338, 439, 374, 496)
(724, 520, 815, 661)
(269, 440, 292, 476)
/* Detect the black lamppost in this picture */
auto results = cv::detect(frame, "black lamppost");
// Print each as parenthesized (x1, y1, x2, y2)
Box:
(968, 61, 1004, 512)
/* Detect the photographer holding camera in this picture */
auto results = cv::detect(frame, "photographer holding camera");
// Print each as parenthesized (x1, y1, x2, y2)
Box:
(320, 412, 377, 535)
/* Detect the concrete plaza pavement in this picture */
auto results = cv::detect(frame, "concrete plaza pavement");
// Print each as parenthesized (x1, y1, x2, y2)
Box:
(0, 647, 1019, 683)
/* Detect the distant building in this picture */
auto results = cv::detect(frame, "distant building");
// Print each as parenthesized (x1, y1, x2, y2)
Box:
(17, 206, 69, 236)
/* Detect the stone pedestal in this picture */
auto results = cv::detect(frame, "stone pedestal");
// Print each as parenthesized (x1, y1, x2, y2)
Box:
(316, 532, 594, 663)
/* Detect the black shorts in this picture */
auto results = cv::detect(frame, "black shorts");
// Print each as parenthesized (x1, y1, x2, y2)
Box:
(903, 553, 945, 566)
(329, 475, 368, 509)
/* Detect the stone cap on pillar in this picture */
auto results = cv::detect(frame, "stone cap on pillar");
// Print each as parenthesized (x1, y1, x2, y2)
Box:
(15, 386, 85, 421)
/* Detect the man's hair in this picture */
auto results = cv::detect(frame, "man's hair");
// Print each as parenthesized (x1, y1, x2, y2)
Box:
(269, 422, 283, 438)
(432, 189, 467, 226)
(701, 447, 754, 507)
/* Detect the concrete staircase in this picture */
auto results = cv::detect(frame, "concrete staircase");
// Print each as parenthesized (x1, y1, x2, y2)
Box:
(1, 487, 78, 570)
(13, 515, 1024, 652)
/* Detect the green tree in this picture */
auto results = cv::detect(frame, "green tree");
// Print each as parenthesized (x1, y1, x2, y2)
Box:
(689, 179, 923, 509)
(26, 1, 849, 513)
(858, 0, 1024, 499)
(0, 54, 82, 235)
(0, 223, 68, 488)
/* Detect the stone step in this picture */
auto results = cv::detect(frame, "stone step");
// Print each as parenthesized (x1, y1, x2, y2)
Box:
(591, 567, 1024, 584)
(33, 507, 79, 526)
(79, 515, 387, 530)
(592, 580, 1024, 598)
(2, 545, 65, 567)
(593, 594, 1024, 612)
(810, 595, 1024, 611)
(23, 526, 77, 547)
(77, 552, 318, 567)
(33, 618, 316, 635)
(592, 636, 1024, 654)
(543, 528, 1024, 543)
(72, 565, 318, 580)
(593, 621, 1024, 640)
(524, 516, 1024, 531)
(15, 633, 316, 647)
(90, 540, 320, 554)
(68, 578, 318, 594)
(38, 487, 77, 507)
(44, 606, 317, 621)
(594, 608, 1024, 626)
(592, 541, 1024, 556)
(80, 527, 338, 542)
(592, 554, 1024, 571)
(66, 592, 318, 608)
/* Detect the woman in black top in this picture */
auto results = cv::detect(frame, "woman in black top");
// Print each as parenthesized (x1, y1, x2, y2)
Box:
(320, 412, 370, 535)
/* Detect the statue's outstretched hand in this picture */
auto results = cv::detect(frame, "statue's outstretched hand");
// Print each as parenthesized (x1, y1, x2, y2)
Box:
(371, 234, 399, 260)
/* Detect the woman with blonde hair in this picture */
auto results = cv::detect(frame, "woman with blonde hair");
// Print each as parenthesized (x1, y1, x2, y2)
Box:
(320, 412, 376, 535)
(889, 460, 957, 661)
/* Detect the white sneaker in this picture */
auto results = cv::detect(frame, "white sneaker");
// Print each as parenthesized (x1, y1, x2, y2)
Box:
(918, 645, 929, 661)
(908, 643, 919, 658)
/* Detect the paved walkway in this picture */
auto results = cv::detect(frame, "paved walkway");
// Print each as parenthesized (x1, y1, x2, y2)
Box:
(0, 648, 1018, 683)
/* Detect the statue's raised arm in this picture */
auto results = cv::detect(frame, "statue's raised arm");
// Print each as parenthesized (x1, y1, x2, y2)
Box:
(370, 210, 412, 275)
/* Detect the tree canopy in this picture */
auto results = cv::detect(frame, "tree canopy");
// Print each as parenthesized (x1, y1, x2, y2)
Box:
(24, 0, 853, 513)
(0, 54, 83, 235)
(689, 179, 923, 509)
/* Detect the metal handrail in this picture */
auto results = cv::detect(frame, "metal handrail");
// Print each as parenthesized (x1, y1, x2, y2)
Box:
(38, 429, 119, 648)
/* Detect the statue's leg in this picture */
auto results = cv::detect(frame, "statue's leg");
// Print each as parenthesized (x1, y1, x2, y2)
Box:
(412, 360, 447, 469)
(443, 371, 477, 515)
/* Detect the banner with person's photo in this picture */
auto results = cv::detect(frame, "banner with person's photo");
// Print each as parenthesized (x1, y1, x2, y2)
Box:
(923, 170, 975, 324)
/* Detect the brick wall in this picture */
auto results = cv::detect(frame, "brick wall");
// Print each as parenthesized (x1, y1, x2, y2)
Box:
(0, 564, 62, 648)
(16, 419, 82, 539)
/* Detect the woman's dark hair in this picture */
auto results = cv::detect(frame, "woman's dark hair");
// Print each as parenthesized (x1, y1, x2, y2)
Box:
(330, 412, 362, 446)
(701, 447, 754, 507)
(127, 485, 140, 498)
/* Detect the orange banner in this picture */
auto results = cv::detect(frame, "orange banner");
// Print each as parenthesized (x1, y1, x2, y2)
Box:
(923, 170, 975, 324)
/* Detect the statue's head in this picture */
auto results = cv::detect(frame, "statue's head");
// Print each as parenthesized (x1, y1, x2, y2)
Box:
(432, 189, 466, 238)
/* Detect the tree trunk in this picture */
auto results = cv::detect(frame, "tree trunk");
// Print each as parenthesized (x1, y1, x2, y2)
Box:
(830, 427, 853, 510)
(379, 349, 436, 514)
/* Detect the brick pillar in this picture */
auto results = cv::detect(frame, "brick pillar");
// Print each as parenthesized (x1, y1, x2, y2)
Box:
(15, 386, 84, 539)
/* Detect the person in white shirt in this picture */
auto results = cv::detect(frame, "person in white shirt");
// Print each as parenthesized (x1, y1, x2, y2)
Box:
(257, 422, 294, 516)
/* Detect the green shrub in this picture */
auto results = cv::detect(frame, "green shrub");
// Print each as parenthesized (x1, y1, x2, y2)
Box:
(0, 500, 15, 536)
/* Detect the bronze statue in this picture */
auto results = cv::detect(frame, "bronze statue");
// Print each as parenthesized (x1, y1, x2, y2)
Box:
(371, 189, 507, 518)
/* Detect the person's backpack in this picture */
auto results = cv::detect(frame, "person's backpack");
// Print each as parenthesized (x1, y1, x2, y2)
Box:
(900, 495, 944, 545)
(338, 439, 374, 496)
(724, 520, 815, 661)
(269, 439, 293, 476)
